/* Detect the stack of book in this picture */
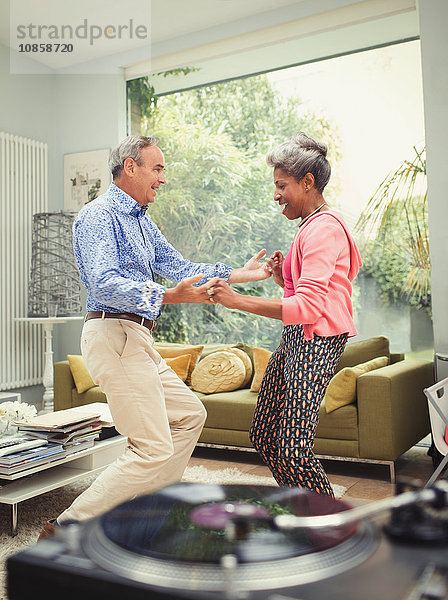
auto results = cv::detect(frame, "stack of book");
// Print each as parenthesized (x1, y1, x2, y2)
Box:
(15, 408, 103, 455)
(0, 441, 67, 476)
(0, 435, 47, 457)
(0, 405, 115, 477)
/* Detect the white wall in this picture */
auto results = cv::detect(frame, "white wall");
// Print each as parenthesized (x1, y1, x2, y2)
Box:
(0, 44, 55, 405)
(0, 43, 57, 211)
(0, 42, 126, 406)
(0, 45, 55, 140)
(418, 0, 448, 377)
(52, 73, 126, 361)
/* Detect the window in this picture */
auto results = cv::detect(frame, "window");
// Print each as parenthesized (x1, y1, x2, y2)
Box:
(129, 40, 431, 356)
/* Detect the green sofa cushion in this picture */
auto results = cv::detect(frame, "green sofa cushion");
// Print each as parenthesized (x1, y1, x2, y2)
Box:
(199, 428, 252, 448)
(335, 335, 390, 372)
(317, 402, 359, 441)
(72, 386, 107, 407)
(314, 438, 360, 458)
(194, 388, 257, 431)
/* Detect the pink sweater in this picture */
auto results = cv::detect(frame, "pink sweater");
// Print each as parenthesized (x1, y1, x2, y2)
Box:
(281, 210, 362, 340)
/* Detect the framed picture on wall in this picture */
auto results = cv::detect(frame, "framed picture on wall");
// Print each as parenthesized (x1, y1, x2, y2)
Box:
(64, 148, 111, 211)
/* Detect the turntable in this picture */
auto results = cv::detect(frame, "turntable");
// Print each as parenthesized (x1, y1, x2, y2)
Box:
(7, 479, 448, 600)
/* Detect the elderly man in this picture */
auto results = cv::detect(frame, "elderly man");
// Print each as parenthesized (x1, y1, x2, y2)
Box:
(38, 135, 269, 539)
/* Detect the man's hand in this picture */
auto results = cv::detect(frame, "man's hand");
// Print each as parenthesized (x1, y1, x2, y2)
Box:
(266, 251, 285, 288)
(228, 249, 272, 283)
(162, 275, 220, 305)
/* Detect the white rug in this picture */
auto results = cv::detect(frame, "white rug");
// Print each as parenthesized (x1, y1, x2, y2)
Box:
(182, 465, 346, 499)
(0, 466, 346, 600)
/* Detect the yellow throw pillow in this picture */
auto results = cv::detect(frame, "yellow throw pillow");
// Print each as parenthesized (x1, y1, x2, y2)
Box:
(227, 348, 253, 388)
(191, 351, 246, 394)
(204, 346, 253, 388)
(325, 356, 389, 414)
(67, 354, 96, 394)
(250, 347, 273, 393)
(165, 354, 191, 382)
(154, 345, 204, 385)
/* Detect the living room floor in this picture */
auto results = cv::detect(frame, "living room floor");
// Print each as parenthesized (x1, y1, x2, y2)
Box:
(188, 439, 434, 503)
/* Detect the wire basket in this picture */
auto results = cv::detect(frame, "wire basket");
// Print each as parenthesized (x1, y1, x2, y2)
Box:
(28, 211, 82, 317)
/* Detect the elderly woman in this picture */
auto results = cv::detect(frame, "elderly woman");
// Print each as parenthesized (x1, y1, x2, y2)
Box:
(213, 132, 361, 496)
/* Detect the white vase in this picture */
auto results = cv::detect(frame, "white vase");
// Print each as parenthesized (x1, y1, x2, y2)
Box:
(0, 421, 18, 437)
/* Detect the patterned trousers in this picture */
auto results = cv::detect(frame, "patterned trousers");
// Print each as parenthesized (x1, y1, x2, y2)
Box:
(249, 325, 347, 497)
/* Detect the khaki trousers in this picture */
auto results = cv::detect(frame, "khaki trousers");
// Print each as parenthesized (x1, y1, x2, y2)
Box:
(58, 318, 207, 524)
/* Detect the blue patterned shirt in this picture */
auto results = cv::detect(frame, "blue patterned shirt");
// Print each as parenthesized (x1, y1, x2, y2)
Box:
(73, 183, 232, 320)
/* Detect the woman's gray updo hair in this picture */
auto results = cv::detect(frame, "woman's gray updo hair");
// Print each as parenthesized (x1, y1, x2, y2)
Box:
(109, 135, 160, 179)
(266, 132, 331, 193)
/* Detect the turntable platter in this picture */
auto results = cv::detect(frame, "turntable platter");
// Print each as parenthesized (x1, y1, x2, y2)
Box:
(80, 483, 379, 592)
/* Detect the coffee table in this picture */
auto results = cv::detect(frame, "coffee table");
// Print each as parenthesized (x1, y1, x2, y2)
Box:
(0, 435, 126, 536)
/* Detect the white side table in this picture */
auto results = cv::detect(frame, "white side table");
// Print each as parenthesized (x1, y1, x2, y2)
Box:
(0, 392, 21, 404)
(0, 435, 126, 536)
(15, 317, 84, 413)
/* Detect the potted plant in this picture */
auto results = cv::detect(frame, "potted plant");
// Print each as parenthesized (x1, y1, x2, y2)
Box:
(356, 146, 430, 315)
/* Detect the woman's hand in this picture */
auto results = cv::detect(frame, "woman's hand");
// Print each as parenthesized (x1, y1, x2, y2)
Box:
(213, 279, 283, 319)
(266, 251, 285, 287)
(212, 280, 240, 309)
(228, 249, 271, 283)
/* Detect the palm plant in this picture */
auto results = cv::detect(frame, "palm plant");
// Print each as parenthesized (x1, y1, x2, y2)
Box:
(356, 146, 430, 311)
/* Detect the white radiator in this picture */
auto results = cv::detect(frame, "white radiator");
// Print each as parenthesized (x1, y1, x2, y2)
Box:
(0, 132, 48, 390)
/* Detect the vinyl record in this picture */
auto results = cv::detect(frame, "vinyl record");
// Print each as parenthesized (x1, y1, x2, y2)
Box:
(96, 483, 358, 564)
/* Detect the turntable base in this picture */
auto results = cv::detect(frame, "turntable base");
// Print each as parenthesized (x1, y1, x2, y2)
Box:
(6, 482, 448, 600)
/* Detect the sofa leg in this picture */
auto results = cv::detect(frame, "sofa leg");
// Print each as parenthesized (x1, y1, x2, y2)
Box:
(389, 462, 396, 484)
(315, 454, 397, 483)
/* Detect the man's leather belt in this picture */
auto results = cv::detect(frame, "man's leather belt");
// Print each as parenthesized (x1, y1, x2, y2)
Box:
(85, 311, 157, 332)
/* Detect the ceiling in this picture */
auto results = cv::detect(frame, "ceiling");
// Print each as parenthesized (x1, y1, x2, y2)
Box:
(0, 0, 417, 77)
(0, 0, 304, 72)
(149, 0, 303, 44)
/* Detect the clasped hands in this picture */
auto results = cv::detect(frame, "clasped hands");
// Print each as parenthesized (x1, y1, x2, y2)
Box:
(206, 249, 285, 306)
(165, 249, 284, 306)
(265, 250, 285, 287)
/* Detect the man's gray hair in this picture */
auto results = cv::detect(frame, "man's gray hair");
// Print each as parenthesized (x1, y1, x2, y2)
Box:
(109, 135, 160, 179)
(266, 132, 331, 193)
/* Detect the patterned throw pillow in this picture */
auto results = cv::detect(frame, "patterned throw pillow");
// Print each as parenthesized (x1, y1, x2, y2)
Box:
(324, 356, 389, 413)
(250, 347, 273, 393)
(191, 351, 246, 394)
(203, 346, 254, 388)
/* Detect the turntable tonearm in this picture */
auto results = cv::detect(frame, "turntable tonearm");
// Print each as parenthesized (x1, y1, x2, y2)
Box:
(6, 479, 448, 600)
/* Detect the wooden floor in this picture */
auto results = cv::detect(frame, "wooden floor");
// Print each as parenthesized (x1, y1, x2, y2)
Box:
(188, 441, 435, 503)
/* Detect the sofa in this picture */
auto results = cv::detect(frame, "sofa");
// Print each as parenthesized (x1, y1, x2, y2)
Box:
(54, 335, 433, 481)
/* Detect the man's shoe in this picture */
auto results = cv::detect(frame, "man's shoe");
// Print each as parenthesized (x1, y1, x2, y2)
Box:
(37, 519, 58, 541)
